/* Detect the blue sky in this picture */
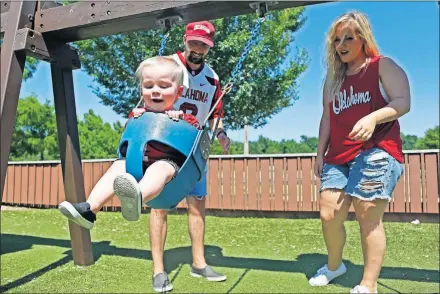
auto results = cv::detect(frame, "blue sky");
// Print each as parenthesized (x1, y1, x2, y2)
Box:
(20, 1, 439, 143)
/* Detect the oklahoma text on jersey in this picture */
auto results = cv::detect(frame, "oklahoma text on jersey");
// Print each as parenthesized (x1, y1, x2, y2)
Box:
(172, 51, 224, 124)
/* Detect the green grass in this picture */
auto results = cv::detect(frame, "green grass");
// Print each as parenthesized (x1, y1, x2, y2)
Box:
(1, 209, 439, 293)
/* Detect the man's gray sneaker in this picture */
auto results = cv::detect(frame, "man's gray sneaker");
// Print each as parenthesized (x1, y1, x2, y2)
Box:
(152, 272, 173, 293)
(190, 265, 226, 282)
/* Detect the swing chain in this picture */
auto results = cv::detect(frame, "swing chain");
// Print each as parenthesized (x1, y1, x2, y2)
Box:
(223, 16, 265, 95)
(158, 19, 172, 56)
(204, 11, 267, 128)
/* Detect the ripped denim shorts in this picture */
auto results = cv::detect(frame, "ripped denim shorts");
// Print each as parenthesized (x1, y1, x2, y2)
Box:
(319, 147, 404, 202)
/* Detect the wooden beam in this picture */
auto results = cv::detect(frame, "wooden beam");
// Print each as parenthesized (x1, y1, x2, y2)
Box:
(34, 1, 323, 43)
(1, 11, 8, 35)
(2, 1, 62, 35)
(13, 28, 81, 69)
(0, 0, 37, 197)
(0, 1, 11, 14)
(51, 64, 94, 266)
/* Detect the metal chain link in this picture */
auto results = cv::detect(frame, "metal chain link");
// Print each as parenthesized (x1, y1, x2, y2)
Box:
(231, 17, 265, 80)
(158, 31, 170, 56)
(204, 16, 266, 127)
(222, 16, 265, 95)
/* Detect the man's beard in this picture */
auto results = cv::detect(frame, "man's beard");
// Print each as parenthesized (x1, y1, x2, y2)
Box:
(187, 51, 205, 64)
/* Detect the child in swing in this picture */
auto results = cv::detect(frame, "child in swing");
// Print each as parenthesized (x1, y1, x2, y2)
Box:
(58, 56, 200, 229)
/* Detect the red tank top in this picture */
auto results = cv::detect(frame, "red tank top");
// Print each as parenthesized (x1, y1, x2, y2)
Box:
(324, 55, 403, 165)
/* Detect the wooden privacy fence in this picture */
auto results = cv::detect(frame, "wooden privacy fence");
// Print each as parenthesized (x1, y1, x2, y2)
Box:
(2, 151, 439, 214)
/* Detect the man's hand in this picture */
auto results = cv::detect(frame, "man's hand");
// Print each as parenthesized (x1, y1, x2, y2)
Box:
(217, 132, 231, 154)
(132, 108, 146, 118)
(165, 110, 184, 121)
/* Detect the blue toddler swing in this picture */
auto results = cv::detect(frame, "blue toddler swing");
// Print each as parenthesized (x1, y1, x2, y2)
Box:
(118, 7, 268, 210)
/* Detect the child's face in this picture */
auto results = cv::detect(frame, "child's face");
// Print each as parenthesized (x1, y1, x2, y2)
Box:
(141, 64, 183, 112)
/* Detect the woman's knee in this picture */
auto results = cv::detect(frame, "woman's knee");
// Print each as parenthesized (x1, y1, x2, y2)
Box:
(320, 206, 344, 225)
(319, 189, 350, 223)
(353, 198, 387, 221)
(353, 198, 387, 232)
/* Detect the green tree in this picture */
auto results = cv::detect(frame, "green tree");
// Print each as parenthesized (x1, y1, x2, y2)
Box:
(400, 132, 418, 150)
(249, 136, 282, 154)
(78, 110, 124, 159)
(415, 126, 439, 149)
(73, 8, 309, 130)
(298, 135, 318, 152)
(10, 96, 124, 161)
(10, 95, 58, 160)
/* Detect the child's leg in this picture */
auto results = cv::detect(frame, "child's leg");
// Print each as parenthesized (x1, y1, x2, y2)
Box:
(138, 160, 176, 203)
(87, 159, 126, 213)
(113, 160, 176, 221)
(58, 159, 126, 229)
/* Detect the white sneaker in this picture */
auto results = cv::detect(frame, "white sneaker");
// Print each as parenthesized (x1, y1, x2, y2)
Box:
(113, 173, 142, 221)
(350, 285, 377, 293)
(308, 263, 347, 286)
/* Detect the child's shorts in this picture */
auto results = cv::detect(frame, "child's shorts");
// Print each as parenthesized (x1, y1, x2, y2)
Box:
(117, 145, 181, 180)
(319, 147, 404, 202)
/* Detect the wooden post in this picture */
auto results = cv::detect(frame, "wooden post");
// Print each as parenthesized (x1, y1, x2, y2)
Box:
(0, 0, 37, 196)
(51, 64, 94, 266)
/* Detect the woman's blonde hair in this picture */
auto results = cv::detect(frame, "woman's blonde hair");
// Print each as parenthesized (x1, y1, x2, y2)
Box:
(135, 56, 184, 88)
(324, 11, 380, 99)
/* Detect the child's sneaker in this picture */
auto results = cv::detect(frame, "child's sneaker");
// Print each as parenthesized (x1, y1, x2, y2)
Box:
(113, 173, 142, 221)
(350, 285, 378, 293)
(308, 263, 346, 286)
(58, 201, 96, 230)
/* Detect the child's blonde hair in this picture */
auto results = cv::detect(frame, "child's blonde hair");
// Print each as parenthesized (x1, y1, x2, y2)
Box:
(135, 56, 184, 89)
(325, 11, 380, 99)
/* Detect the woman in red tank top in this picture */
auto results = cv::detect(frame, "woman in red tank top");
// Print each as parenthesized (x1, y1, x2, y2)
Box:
(308, 12, 411, 293)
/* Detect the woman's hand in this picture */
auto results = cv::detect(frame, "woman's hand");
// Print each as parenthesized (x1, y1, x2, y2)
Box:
(348, 114, 377, 141)
(314, 155, 324, 178)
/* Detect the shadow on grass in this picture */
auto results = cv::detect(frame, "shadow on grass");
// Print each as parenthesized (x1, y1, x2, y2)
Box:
(1, 233, 438, 293)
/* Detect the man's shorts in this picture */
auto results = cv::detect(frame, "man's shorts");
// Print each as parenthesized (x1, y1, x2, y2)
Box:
(187, 170, 207, 199)
(320, 147, 404, 202)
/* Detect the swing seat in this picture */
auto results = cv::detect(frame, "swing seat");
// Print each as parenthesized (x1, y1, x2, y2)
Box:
(117, 112, 211, 210)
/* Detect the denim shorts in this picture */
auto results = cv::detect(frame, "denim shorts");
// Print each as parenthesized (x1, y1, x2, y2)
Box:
(320, 147, 404, 202)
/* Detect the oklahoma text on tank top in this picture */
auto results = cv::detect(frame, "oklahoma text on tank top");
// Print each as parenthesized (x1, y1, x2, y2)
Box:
(324, 55, 403, 165)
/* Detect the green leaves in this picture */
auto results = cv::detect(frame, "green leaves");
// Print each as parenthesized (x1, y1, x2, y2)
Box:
(414, 126, 439, 149)
(10, 96, 123, 161)
(11, 96, 58, 160)
(73, 7, 310, 130)
(78, 110, 124, 159)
